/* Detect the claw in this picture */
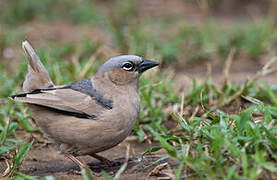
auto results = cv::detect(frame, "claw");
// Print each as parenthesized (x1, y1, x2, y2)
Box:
(90, 154, 121, 167)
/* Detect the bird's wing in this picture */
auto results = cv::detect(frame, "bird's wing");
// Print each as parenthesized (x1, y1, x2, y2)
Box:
(10, 80, 113, 118)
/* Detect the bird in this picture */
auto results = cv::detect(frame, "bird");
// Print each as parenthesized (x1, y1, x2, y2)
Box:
(10, 41, 159, 170)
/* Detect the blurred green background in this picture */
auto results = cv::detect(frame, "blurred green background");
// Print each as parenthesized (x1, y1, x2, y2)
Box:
(1, 0, 277, 67)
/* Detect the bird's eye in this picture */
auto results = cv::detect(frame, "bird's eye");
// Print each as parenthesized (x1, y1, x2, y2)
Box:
(122, 62, 134, 71)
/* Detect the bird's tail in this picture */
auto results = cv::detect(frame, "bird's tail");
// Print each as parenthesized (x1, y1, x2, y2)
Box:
(22, 41, 54, 92)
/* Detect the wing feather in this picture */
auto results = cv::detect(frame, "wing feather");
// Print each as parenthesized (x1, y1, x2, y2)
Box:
(11, 88, 105, 116)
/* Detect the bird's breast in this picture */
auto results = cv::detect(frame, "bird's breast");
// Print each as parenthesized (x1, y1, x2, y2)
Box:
(102, 91, 140, 134)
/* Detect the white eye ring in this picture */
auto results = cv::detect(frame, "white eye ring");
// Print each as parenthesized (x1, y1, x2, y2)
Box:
(122, 62, 134, 71)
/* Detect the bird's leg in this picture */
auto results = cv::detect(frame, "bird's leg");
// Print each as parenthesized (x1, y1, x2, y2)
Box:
(65, 154, 87, 169)
(90, 153, 120, 167)
(90, 153, 113, 165)
(65, 154, 102, 176)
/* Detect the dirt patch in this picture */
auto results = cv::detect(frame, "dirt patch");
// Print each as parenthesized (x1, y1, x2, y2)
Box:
(172, 56, 277, 92)
(0, 135, 176, 179)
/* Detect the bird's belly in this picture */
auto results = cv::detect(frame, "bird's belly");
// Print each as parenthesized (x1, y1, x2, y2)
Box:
(29, 104, 138, 155)
(82, 107, 139, 154)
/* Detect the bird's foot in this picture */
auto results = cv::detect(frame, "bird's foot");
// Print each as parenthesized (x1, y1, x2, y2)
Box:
(101, 159, 121, 167)
(90, 153, 121, 167)
(69, 169, 102, 177)
(68, 169, 82, 175)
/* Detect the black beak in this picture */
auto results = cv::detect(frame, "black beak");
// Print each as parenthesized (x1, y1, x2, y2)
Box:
(138, 59, 159, 73)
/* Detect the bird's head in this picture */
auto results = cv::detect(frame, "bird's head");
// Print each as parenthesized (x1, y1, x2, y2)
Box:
(97, 55, 159, 85)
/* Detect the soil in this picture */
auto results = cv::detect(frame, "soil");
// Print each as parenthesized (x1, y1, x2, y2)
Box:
(0, 131, 178, 179)
(20, 139, 172, 180)
(173, 56, 277, 92)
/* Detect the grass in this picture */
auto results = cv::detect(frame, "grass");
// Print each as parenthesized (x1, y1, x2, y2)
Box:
(1, 0, 277, 179)
(142, 60, 277, 179)
(0, 0, 102, 25)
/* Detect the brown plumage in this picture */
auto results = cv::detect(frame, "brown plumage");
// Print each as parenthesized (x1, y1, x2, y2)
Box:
(10, 41, 158, 169)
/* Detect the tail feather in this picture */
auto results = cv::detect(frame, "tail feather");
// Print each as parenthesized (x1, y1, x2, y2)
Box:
(22, 41, 54, 92)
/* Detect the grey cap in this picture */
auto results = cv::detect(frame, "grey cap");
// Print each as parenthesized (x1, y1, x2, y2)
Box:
(99, 55, 143, 72)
